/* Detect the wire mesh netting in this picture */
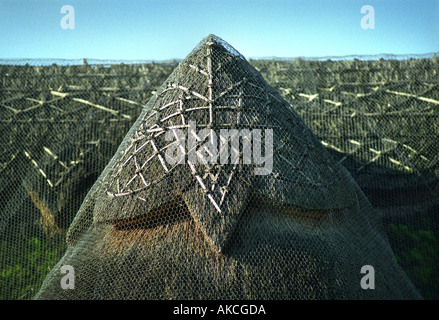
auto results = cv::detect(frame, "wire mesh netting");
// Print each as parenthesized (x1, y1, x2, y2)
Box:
(1, 34, 437, 300)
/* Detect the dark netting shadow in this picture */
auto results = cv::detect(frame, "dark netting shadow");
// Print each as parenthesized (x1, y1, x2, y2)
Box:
(253, 55, 439, 299)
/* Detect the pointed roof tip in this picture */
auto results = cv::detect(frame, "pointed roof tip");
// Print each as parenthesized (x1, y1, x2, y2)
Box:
(201, 33, 224, 46)
(194, 34, 246, 60)
(205, 33, 220, 41)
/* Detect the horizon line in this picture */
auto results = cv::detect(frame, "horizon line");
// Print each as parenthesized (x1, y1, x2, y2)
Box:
(0, 52, 438, 66)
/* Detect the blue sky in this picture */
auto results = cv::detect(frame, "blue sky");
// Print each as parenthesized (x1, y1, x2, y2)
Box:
(0, 0, 438, 60)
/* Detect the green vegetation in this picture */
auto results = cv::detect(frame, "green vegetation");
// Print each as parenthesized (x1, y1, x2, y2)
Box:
(0, 237, 66, 300)
(388, 223, 439, 300)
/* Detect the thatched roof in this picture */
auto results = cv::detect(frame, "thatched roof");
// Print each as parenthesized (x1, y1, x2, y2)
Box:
(0, 37, 437, 300)
(84, 34, 357, 253)
(31, 35, 422, 300)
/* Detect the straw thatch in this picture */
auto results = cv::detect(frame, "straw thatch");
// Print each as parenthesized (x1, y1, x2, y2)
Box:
(85, 35, 355, 253)
(1, 37, 437, 300)
(32, 35, 421, 300)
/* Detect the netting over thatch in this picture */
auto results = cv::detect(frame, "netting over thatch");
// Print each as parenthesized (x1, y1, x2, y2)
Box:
(1, 34, 437, 300)
(251, 55, 439, 299)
